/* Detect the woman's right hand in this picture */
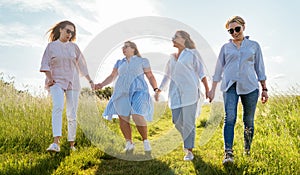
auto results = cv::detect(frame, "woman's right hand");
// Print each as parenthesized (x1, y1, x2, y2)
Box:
(154, 89, 161, 101)
(207, 90, 215, 103)
(47, 79, 55, 87)
(95, 83, 103, 90)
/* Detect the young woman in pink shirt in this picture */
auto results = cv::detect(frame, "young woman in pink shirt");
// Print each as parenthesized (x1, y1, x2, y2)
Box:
(40, 20, 94, 152)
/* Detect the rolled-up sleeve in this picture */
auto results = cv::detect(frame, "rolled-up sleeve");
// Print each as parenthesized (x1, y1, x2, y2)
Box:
(159, 59, 171, 91)
(212, 46, 225, 82)
(75, 45, 89, 77)
(254, 42, 267, 81)
(193, 52, 205, 80)
(40, 44, 51, 72)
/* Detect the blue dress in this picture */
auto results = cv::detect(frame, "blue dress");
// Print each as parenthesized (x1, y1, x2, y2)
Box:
(103, 56, 154, 121)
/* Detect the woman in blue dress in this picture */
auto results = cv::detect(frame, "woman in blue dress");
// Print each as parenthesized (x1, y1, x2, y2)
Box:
(95, 41, 158, 154)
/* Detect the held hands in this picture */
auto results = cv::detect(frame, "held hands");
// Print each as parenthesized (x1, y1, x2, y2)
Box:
(90, 82, 95, 90)
(207, 89, 215, 103)
(89, 80, 95, 90)
(154, 89, 161, 101)
(94, 83, 104, 90)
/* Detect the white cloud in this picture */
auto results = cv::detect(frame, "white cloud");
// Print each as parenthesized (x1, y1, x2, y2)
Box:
(262, 45, 271, 51)
(0, 22, 46, 47)
(0, 0, 54, 12)
(264, 55, 285, 64)
(0, 0, 162, 96)
(269, 73, 286, 80)
(0, 0, 161, 48)
(72, 0, 162, 48)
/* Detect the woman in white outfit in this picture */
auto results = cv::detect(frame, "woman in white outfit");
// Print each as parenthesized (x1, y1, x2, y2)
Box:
(40, 20, 94, 152)
(155, 30, 209, 161)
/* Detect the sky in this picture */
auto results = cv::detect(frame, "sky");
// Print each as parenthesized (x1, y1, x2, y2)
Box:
(0, 0, 299, 96)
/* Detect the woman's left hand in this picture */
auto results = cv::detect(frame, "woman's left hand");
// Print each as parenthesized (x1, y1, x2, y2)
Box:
(261, 91, 268, 104)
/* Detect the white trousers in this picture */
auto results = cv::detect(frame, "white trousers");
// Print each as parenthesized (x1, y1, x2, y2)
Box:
(50, 85, 80, 141)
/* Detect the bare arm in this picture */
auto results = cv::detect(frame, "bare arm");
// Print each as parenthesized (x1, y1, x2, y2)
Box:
(260, 80, 269, 104)
(84, 74, 94, 90)
(95, 68, 118, 90)
(145, 70, 158, 91)
(43, 71, 55, 87)
(208, 81, 219, 102)
(201, 77, 209, 99)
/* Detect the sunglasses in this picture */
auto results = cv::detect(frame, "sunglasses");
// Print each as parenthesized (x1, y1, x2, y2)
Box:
(172, 35, 181, 40)
(228, 26, 242, 34)
(122, 45, 131, 49)
(65, 28, 75, 35)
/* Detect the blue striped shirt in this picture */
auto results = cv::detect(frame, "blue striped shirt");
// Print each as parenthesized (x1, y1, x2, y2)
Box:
(212, 36, 267, 95)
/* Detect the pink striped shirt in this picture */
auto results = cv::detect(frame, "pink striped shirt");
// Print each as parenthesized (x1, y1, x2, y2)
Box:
(40, 40, 89, 91)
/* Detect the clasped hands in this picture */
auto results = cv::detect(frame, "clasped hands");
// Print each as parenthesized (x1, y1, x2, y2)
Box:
(93, 83, 103, 90)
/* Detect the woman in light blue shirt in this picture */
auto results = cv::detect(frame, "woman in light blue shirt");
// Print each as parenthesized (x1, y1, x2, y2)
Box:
(208, 16, 269, 165)
(95, 41, 158, 155)
(155, 30, 209, 161)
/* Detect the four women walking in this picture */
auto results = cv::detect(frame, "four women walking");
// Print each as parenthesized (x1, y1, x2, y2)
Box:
(41, 16, 268, 164)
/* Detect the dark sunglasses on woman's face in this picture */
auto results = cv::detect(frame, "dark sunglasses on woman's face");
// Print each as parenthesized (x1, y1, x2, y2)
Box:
(65, 28, 75, 35)
(228, 26, 241, 34)
(122, 45, 131, 49)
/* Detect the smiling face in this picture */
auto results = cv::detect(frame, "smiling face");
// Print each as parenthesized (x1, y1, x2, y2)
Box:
(172, 32, 186, 48)
(59, 25, 75, 42)
(122, 43, 135, 57)
(227, 22, 245, 41)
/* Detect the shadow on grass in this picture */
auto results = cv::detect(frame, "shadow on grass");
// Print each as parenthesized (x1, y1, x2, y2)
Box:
(222, 162, 257, 175)
(192, 153, 256, 175)
(192, 154, 224, 175)
(1, 147, 71, 175)
(28, 151, 70, 175)
(97, 153, 175, 175)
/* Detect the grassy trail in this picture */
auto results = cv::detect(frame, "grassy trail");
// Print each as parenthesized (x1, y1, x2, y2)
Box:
(0, 80, 299, 175)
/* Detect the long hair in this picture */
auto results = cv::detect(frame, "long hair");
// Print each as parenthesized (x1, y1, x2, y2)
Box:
(125, 41, 142, 57)
(177, 30, 196, 49)
(47, 20, 76, 42)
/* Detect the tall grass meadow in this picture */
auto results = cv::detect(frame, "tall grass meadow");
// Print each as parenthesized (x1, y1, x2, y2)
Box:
(0, 77, 299, 174)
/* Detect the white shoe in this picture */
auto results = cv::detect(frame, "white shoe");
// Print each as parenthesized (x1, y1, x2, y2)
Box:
(124, 141, 134, 154)
(70, 146, 76, 151)
(222, 157, 234, 165)
(222, 150, 234, 165)
(183, 149, 194, 161)
(143, 140, 152, 152)
(46, 143, 60, 152)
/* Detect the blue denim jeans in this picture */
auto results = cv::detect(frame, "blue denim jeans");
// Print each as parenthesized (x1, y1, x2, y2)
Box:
(171, 102, 197, 149)
(223, 83, 259, 151)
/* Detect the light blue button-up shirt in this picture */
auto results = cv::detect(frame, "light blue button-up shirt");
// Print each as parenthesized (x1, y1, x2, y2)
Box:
(212, 36, 267, 95)
(159, 48, 206, 109)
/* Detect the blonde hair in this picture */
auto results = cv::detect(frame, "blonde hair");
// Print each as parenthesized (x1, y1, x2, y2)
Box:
(225, 16, 245, 29)
(177, 30, 196, 49)
(125, 41, 142, 57)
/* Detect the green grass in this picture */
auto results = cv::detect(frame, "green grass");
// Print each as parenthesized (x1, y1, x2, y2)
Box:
(0, 79, 299, 175)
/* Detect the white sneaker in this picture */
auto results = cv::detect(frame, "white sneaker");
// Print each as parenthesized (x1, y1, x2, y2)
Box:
(183, 149, 194, 161)
(46, 143, 60, 152)
(124, 141, 134, 154)
(70, 146, 76, 151)
(222, 150, 234, 165)
(143, 140, 152, 152)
